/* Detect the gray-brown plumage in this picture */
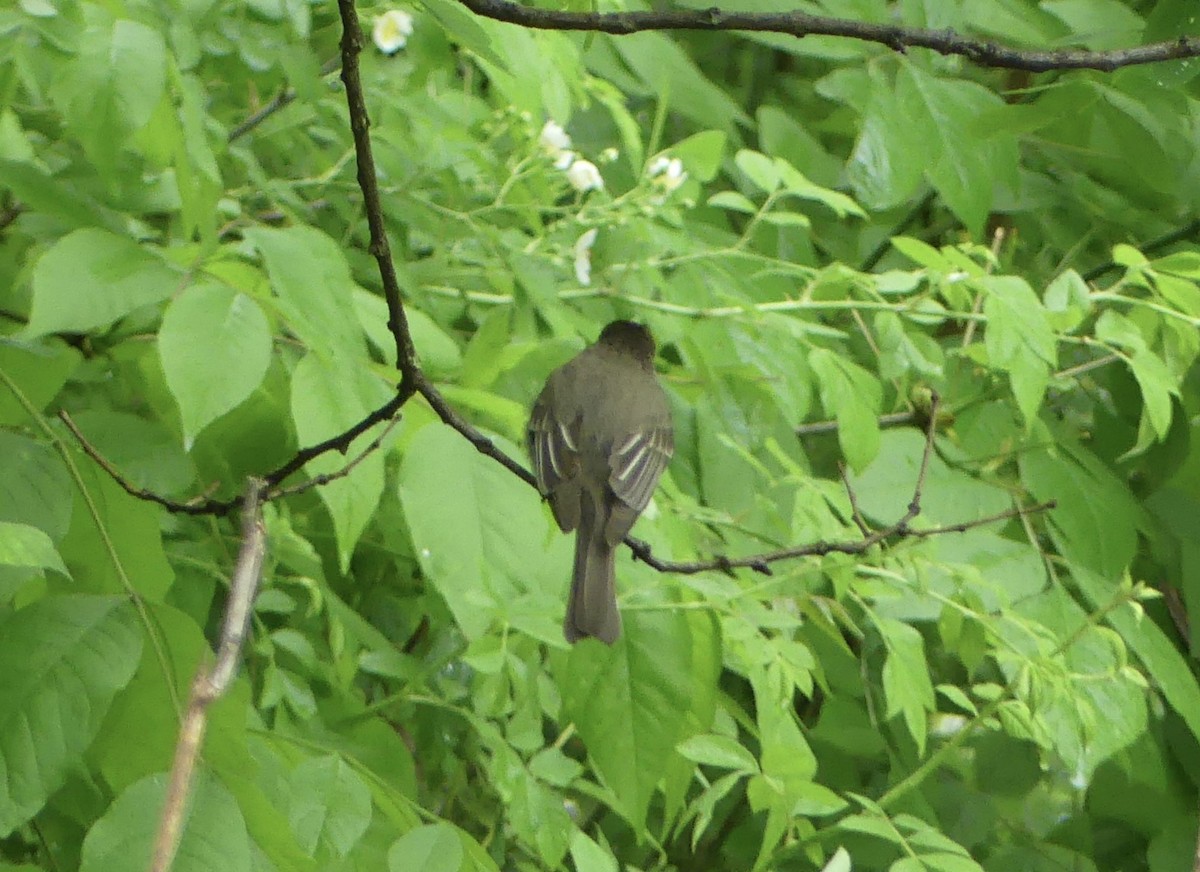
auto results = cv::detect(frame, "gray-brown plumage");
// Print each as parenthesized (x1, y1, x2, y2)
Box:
(527, 320, 674, 644)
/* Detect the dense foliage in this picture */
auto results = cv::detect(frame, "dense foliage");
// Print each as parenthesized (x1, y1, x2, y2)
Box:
(2, 0, 1199, 870)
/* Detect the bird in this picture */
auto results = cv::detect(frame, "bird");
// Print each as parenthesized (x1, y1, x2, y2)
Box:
(526, 320, 674, 644)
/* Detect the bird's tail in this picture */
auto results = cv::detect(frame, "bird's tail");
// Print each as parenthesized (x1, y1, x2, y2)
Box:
(564, 497, 620, 644)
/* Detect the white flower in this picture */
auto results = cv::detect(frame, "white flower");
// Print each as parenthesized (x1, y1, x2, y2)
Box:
(599, 147, 619, 164)
(539, 120, 572, 157)
(553, 150, 576, 171)
(566, 159, 604, 193)
(648, 156, 687, 194)
(573, 229, 598, 285)
(373, 10, 414, 54)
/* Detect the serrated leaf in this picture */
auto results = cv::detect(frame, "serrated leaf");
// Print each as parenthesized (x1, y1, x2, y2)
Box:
(668, 129, 726, 182)
(775, 159, 866, 218)
(0, 596, 141, 835)
(982, 276, 1056, 425)
(79, 772, 250, 872)
(1128, 349, 1176, 439)
(1018, 446, 1139, 578)
(398, 423, 565, 640)
(808, 348, 882, 471)
(243, 226, 371, 365)
(878, 618, 935, 755)
(897, 66, 1014, 234)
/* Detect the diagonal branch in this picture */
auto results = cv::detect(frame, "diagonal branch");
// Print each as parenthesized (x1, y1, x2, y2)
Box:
(150, 478, 268, 872)
(625, 394, 1055, 574)
(454, 0, 1200, 73)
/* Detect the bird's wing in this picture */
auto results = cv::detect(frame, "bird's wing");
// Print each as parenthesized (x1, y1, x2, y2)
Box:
(607, 425, 674, 516)
(527, 394, 583, 531)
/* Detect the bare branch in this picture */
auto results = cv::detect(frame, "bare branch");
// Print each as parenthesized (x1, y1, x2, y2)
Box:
(455, 0, 1200, 72)
(228, 57, 340, 143)
(59, 410, 233, 516)
(336, 0, 419, 378)
(150, 480, 267, 872)
(268, 415, 401, 500)
(626, 394, 1055, 574)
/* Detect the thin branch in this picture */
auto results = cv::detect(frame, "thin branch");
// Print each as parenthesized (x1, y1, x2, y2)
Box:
(455, 0, 1200, 72)
(414, 376, 539, 488)
(260, 392, 408, 490)
(797, 411, 916, 437)
(1083, 217, 1200, 282)
(59, 411, 231, 516)
(838, 462, 872, 538)
(150, 479, 267, 872)
(227, 57, 340, 143)
(627, 394, 1055, 575)
(859, 191, 937, 272)
(336, 0, 418, 378)
(60, 397, 407, 517)
(268, 415, 401, 499)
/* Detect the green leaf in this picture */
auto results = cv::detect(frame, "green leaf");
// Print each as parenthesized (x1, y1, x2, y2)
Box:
(676, 734, 758, 773)
(1127, 349, 1176, 439)
(559, 608, 698, 829)
(775, 158, 867, 218)
(613, 34, 751, 133)
(288, 756, 372, 858)
(243, 226, 371, 365)
(1043, 269, 1092, 332)
(388, 823, 464, 872)
(1018, 445, 1139, 578)
(668, 129, 727, 182)
(568, 830, 618, 872)
(981, 276, 1056, 425)
(0, 433, 73, 542)
(851, 431, 1012, 532)
(847, 76, 924, 210)
(55, 18, 168, 172)
(0, 338, 81, 426)
(707, 191, 758, 213)
(897, 65, 1014, 234)
(290, 353, 388, 572)
(419, 0, 507, 69)
(735, 149, 780, 193)
(808, 347, 882, 471)
(1072, 564, 1200, 748)
(0, 595, 141, 835)
(890, 237, 953, 272)
(398, 424, 565, 640)
(26, 229, 181, 337)
(878, 618, 935, 755)
(79, 772, 251, 872)
(159, 283, 272, 447)
(0, 521, 68, 576)
(59, 451, 175, 601)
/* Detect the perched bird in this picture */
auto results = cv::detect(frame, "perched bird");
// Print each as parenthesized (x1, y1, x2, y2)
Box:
(527, 320, 674, 644)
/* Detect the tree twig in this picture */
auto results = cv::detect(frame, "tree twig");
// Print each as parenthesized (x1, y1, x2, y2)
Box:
(626, 394, 1055, 575)
(454, 0, 1200, 72)
(150, 479, 267, 872)
(227, 57, 340, 143)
